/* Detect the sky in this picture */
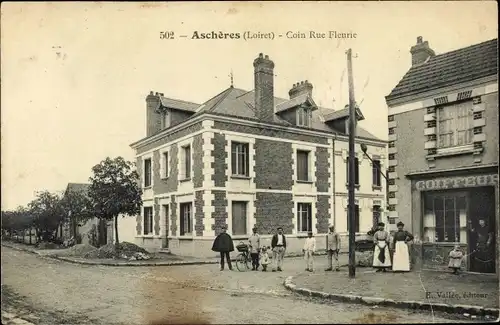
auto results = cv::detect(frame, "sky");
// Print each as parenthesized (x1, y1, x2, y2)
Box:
(1, 1, 498, 210)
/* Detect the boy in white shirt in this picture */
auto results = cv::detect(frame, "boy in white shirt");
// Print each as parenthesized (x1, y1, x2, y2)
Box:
(303, 231, 316, 272)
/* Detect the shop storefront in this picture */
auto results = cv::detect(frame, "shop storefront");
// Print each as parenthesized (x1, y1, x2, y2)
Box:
(410, 171, 498, 274)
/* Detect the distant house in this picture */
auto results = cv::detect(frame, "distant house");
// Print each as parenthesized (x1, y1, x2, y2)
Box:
(127, 53, 388, 258)
(63, 183, 113, 246)
(385, 37, 498, 274)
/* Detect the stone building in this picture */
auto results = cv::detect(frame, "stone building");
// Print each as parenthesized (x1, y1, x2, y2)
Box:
(385, 37, 498, 274)
(130, 53, 387, 257)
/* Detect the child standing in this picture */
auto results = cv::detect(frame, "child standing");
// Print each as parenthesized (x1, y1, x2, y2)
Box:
(260, 246, 270, 272)
(303, 231, 316, 272)
(448, 245, 464, 274)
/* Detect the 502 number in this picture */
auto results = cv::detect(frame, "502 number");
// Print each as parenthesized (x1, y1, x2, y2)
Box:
(160, 31, 175, 39)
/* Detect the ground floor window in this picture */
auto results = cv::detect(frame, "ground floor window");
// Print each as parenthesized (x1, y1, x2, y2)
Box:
(179, 203, 192, 236)
(297, 203, 312, 233)
(423, 191, 467, 243)
(231, 201, 248, 235)
(143, 207, 153, 235)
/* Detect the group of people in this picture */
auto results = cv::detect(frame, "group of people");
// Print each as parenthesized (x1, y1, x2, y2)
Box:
(370, 221, 414, 272)
(211, 225, 287, 272)
(211, 218, 494, 274)
(211, 224, 341, 272)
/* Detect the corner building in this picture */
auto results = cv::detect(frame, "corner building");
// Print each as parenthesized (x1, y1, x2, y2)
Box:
(131, 53, 387, 257)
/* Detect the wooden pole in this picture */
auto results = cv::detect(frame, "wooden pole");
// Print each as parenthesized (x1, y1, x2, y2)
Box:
(346, 48, 357, 278)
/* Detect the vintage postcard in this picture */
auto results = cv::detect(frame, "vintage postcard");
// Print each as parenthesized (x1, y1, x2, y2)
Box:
(1, 1, 498, 324)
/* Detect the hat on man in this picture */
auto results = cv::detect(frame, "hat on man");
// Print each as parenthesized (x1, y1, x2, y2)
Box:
(378, 222, 385, 227)
(277, 226, 283, 230)
(397, 221, 405, 227)
(329, 225, 335, 230)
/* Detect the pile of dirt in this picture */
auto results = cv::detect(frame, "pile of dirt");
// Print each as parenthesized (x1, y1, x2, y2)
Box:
(83, 242, 152, 260)
(37, 242, 60, 250)
(56, 244, 97, 257)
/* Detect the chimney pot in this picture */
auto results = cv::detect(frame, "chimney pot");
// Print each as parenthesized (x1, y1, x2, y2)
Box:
(410, 36, 435, 66)
(254, 52, 275, 121)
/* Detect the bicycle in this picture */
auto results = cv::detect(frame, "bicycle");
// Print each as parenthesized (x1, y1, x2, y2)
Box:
(235, 242, 251, 272)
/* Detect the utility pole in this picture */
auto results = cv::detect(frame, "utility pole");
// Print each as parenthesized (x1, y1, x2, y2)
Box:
(346, 48, 357, 278)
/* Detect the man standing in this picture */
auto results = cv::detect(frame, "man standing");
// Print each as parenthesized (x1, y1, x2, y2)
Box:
(325, 225, 341, 271)
(303, 231, 316, 272)
(248, 226, 261, 271)
(211, 225, 234, 271)
(271, 226, 286, 272)
(469, 218, 495, 273)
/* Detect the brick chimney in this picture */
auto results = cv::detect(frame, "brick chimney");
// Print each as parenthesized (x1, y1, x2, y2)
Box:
(253, 53, 275, 121)
(146, 91, 162, 136)
(289, 80, 313, 99)
(410, 36, 435, 66)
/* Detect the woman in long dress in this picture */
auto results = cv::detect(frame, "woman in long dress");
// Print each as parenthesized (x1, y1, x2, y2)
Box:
(392, 221, 414, 272)
(372, 222, 391, 272)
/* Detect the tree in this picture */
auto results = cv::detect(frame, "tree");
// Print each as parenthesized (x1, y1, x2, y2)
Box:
(28, 191, 65, 242)
(88, 157, 142, 246)
(61, 185, 94, 243)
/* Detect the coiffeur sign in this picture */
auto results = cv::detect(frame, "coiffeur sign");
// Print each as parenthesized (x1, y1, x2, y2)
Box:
(415, 174, 498, 191)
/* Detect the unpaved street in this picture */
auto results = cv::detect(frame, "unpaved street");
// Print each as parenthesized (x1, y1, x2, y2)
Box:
(1, 247, 462, 324)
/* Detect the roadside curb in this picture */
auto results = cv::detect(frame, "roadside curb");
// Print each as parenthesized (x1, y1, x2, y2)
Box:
(1, 243, 332, 267)
(283, 276, 500, 318)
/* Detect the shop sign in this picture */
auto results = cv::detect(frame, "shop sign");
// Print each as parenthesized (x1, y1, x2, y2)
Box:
(415, 174, 498, 191)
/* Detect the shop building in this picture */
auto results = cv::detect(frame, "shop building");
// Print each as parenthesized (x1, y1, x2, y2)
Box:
(385, 37, 498, 274)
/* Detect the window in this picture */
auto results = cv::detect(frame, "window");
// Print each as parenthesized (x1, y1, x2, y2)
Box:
(437, 101, 473, 149)
(144, 158, 152, 187)
(231, 142, 249, 176)
(179, 203, 192, 236)
(143, 207, 153, 235)
(232, 201, 248, 235)
(161, 110, 170, 129)
(162, 151, 169, 179)
(297, 107, 311, 127)
(296, 150, 310, 181)
(372, 205, 381, 227)
(346, 157, 359, 186)
(347, 204, 360, 233)
(372, 160, 381, 187)
(297, 203, 312, 233)
(163, 204, 169, 237)
(423, 193, 466, 243)
(182, 145, 191, 179)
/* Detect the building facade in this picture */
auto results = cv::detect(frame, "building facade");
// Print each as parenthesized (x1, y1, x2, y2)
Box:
(130, 53, 387, 257)
(385, 37, 498, 274)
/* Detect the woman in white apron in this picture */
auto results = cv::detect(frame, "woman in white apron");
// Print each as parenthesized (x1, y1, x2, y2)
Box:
(372, 222, 391, 272)
(392, 221, 414, 272)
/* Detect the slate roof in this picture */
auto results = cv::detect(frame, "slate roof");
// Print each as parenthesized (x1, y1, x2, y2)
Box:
(386, 38, 498, 102)
(188, 86, 380, 141)
(159, 96, 199, 112)
(323, 106, 365, 122)
(275, 93, 317, 113)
